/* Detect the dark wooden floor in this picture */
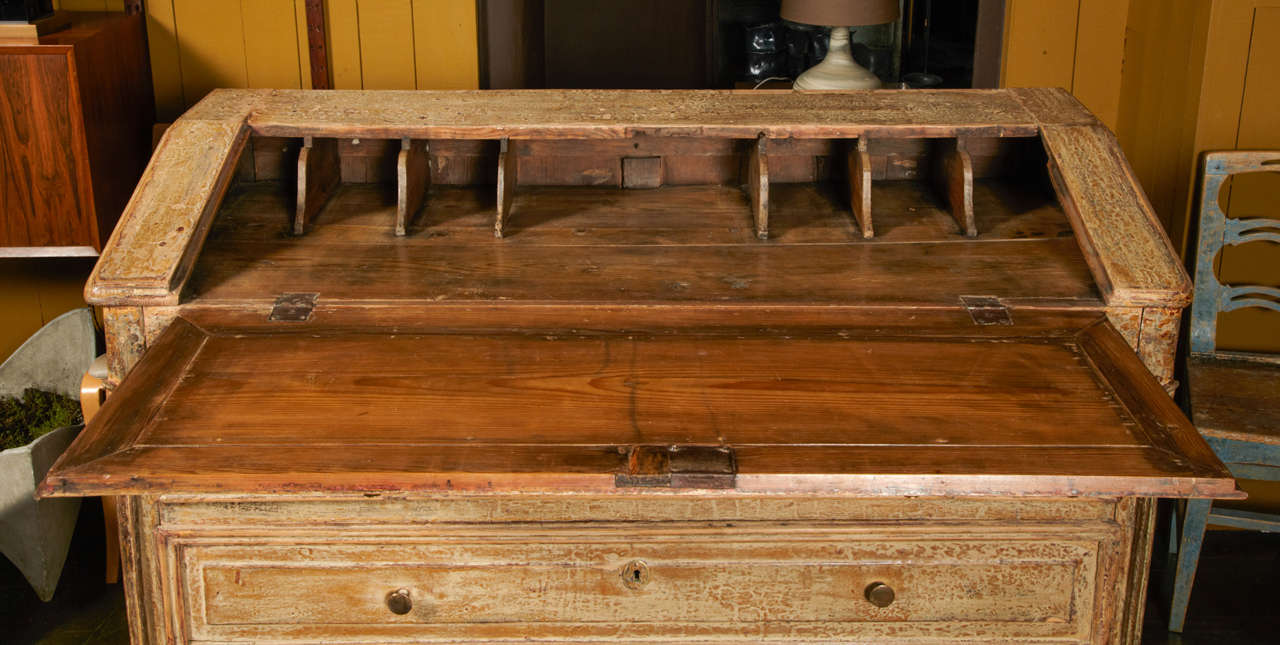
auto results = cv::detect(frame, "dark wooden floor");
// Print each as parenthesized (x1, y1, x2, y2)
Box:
(3, 500, 1276, 644)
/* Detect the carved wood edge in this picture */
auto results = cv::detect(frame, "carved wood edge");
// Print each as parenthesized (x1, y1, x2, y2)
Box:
(1074, 320, 1239, 499)
(38, 319, 211, 498)
(1007, 87, 1102, 128)
(1041, 124, 1191, 309)
(85, 90, 263, 306)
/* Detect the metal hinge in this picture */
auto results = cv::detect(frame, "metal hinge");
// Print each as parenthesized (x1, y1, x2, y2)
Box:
(960, 295, 1013, 326)
(268, 293, 318, 322)
(616, 445, 737, 489)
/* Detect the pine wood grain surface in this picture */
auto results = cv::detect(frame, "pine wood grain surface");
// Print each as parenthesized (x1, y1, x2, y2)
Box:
(40, 315, 1234, 499)
(183, 182, 1098, 308)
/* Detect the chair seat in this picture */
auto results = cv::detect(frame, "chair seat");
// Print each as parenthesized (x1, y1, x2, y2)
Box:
(1188, 354, 1280, 446)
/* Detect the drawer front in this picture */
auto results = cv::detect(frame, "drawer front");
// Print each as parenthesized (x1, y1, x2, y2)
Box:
(178, 534, 1098, 642)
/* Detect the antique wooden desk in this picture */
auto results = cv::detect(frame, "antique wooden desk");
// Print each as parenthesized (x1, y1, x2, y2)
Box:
(41, 89, 1237, 644)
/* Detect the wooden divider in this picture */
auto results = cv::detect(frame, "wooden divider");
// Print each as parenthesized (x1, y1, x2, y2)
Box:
(747, 135, 769, 240)
(495, 137, 516, 238)
(396, 138, 429, 236)
(294, 136, 339, 235)
(932, 138, 977, 237)
(290, 133, 988, 242)
(847, 138, 873, 239)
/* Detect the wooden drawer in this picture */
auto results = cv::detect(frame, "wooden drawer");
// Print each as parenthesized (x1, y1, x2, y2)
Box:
(174, 532, 1099, 643)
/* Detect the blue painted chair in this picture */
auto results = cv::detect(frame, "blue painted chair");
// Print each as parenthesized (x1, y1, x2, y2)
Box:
(1167, 150, 1280, 632)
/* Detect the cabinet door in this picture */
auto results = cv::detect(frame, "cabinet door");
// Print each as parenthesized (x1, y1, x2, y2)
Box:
(0, 50, 94, 249)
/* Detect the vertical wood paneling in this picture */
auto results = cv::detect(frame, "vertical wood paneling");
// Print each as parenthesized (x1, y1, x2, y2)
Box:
(145, 0, 478, 109)
(1000, 0, 1079, 89)
(1234, 8, 1280, 149)
(412, 0, 479, 89)
(0, 258, 93, 365)
(1071, 0, 1128, 130)
(145, 0, 184, 122)
(0, 262, 47, 365)
(294, 0, 313, 88)
(356, 0, 416, 89)
(325, 0, 363, 89)
(1215, 7, 1280, 354)
(241, 0, 304, 90)
(1115, 0, 1211, 243)
(171, 0, 248, 107)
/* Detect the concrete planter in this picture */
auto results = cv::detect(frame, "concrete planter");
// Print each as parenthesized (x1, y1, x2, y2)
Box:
(0, 308, 96, 601)
(0, 424, 82, 601)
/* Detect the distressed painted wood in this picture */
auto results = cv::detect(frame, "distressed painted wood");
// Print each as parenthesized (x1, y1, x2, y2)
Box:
(116, 494, 1136, 644)
(1168, 150, 1280, 632)
(188, 536, 1098, 640)
(1041, 124, 1191, 307)
(1188, 150, 1280, 354)
(80, 89, 1192, 312)
(1137, 306, 1182, 389)
(101, 306, 145, 389)
(247, 89, 1046, 139)
(55, 89, 1231, 645)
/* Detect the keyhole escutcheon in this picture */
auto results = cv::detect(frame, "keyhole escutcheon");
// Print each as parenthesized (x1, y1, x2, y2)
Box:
(620, 559, 650, 590)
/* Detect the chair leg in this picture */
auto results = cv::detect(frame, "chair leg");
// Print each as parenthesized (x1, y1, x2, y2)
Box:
(103, 496, 120, 584)
(1169, 498, 1212, 632)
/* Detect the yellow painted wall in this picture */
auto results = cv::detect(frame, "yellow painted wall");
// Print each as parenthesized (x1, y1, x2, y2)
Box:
(1005, 0, 1280, 518)
(1001, 0, 1128, 131)
(5, 1, 110, 363)
(143, 0, 479, 120)
(0, 260, 96, 365)
(325, 0, 479, 91)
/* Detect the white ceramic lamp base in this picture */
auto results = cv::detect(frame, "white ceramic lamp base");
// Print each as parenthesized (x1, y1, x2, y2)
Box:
(793, 27, 881, 90)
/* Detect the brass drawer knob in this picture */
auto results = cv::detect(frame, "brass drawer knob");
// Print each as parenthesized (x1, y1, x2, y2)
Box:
(865, 582, 895, 608)
(386, 588, 412, 615)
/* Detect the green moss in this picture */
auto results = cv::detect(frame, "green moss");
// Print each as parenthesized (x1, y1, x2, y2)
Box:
(0, 389, 83, 451)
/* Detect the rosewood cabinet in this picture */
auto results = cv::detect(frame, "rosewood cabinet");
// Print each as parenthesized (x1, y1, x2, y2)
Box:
(42, 89, 1236, 643)
(0, 11, 154, 255)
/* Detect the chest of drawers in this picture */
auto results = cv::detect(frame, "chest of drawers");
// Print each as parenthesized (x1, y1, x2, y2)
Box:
(41, 88, 1235, 643)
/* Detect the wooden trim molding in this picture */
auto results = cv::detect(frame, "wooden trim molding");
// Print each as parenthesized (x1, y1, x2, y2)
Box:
(304, 0, 330, 89)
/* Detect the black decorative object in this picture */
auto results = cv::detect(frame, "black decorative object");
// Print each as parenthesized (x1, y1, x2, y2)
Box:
(0, 0, 54, 23)
(744, 21, 786, 81)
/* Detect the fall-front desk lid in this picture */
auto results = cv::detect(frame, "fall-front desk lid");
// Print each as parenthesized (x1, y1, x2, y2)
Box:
(40, 311, 1235, 499)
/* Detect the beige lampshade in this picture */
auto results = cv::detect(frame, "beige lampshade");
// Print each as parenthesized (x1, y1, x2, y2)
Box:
(781, 0, 900, 26)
